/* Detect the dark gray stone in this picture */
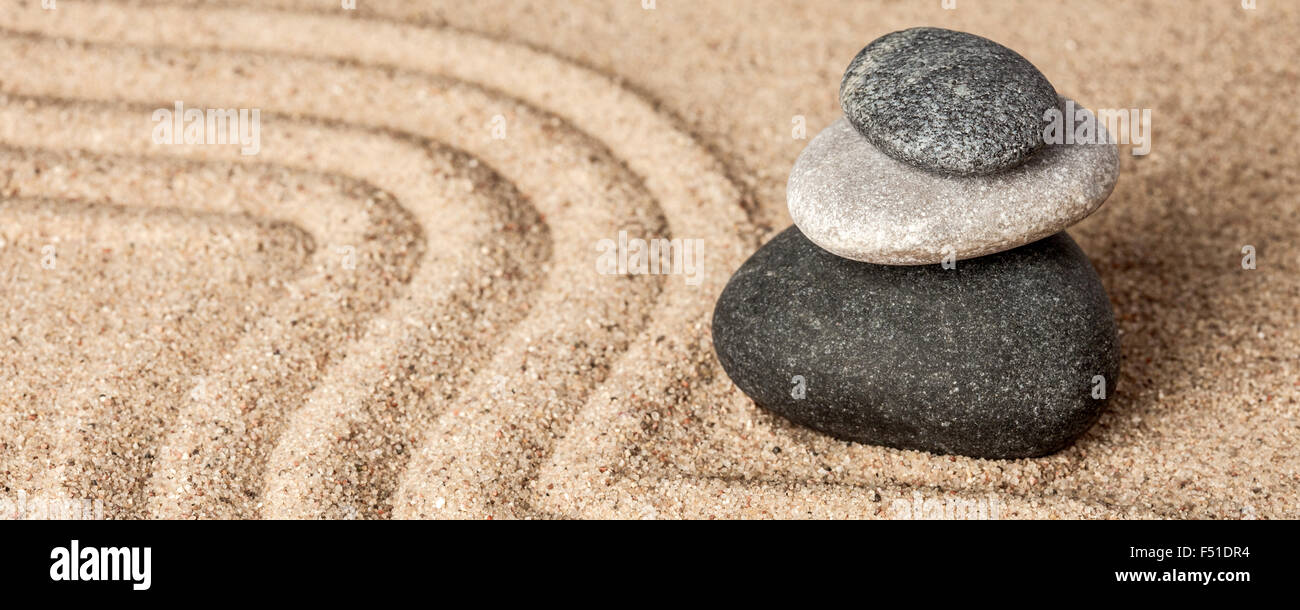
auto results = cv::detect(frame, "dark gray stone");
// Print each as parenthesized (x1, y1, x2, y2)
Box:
(840, 27, 1058, 176)
(711, 227, 1119, 459)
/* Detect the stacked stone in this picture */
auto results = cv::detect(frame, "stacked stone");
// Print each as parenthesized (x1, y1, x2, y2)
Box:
(713, 28, 1121, 459)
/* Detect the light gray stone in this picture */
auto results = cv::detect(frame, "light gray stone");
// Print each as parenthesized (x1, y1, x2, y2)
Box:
(787, 105, 1118, 265)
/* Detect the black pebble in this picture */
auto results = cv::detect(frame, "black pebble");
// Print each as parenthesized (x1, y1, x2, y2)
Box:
(712, 226, 1118, 459)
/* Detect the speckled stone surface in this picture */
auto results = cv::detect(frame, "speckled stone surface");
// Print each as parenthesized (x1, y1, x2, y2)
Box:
(840, 27, 1059, 175)
(712, 227, 1119, 459)
(787, 108, 1118, 265)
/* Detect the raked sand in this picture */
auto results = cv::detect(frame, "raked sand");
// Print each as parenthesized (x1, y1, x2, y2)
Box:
(0, 0, 1296, 519)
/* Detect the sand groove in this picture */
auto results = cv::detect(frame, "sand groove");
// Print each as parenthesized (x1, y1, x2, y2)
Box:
(2, 0, 1297, 520)
(0, 0, 1160, 520)
(20, 1, 1139, 520)
(0, 144, 383, 516)
(0, 86, 569, 517)
(1, 2, 722, 518)
(0, 0, 1018, 520)
(0, 97, 439, 514)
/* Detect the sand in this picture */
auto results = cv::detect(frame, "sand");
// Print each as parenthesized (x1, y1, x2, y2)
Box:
(0, 0, 1295, 519)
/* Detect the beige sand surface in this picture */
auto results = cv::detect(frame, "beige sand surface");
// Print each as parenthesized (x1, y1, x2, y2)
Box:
(0, 0, 1296, 519)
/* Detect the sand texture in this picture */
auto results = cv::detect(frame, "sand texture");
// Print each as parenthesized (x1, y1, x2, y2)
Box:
(0, 0, 1296, 519)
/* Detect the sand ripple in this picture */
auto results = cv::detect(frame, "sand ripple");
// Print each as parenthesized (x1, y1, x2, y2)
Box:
(2, 0, 1292, 519)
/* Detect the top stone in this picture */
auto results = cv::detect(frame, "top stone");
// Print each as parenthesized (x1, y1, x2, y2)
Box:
(839, 27, 1058, 176)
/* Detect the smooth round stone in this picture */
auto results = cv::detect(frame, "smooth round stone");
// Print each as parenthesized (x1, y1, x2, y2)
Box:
(840, 27, 1059, 175)
(712, 227, 1119, 459)
(787, 109, 1118, 265)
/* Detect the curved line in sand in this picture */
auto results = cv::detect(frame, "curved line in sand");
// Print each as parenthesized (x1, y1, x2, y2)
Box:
(0, 20, 690, 518)
(0, 2, 796, 519)
(0, 195, 317, 250)
(0, 108, 427, 514)
(0, 187, 316, 500)
(0, 3, 1135, 519)
(555, 475, 1167, 520)
(0, 90, 553, 518)
(256, 148, 552, 520)
(118, 0, 767, 229)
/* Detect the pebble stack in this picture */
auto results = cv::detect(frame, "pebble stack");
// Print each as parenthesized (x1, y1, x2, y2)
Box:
(713, 28, 1121, 459)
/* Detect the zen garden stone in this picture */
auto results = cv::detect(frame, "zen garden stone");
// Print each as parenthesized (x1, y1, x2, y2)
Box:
(712, 228, 1119, 459)
(713, 27, 1121, 459)
(839, 27, 1059, 176)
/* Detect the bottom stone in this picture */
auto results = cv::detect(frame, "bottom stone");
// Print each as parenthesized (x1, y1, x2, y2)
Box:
(711, 226, 1119, 459)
